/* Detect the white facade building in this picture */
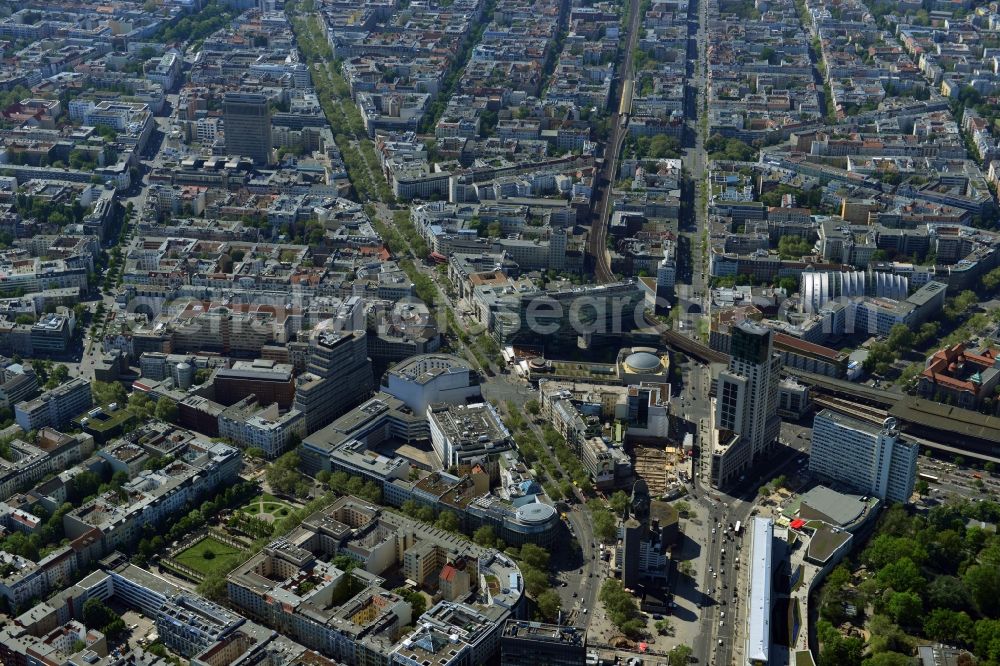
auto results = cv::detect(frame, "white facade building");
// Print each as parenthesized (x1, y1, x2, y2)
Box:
(381, 353, 481, 417)
(810, 410, 918, 504)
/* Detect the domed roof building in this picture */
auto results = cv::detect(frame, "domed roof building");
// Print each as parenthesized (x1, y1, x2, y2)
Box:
(617, 347, 670, 384)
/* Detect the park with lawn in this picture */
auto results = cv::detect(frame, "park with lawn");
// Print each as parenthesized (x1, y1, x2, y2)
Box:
(172, 536, 248, 578)
(241, 493, 297, 521)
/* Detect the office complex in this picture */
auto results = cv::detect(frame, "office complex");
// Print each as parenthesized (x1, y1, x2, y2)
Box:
(213, 359, 297, 409)
(300, 393, 561, 547)
(223, 91, 272, 165)
(428, 402, 515, 471)
(500, 620, 586, 666)
(14, 377, 93, 431)
(711, 321, 781, 488)
(293, 328, 375, 434)
(810, 410, 919, 504)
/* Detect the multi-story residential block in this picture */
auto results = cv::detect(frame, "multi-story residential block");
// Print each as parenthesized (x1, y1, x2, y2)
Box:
(62, 437, 241, 556)
(0, 360, 38, 410)
(218, 401, 306, 459)
(0, 428, 93, 502)
(228, 496, 524, 664)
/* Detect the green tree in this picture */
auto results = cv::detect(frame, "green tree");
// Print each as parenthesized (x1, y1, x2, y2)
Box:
(866, 614, 910, 655)
(127, 391, 155, 419)
(473, 525, 497, 548)
(924, 608, 974, 644)
(82, 598, 127, 638)
(608, 491, 630, 515)
(591, 507, 617, 542)
(861, 653, 914, 666)
(519, 543, 550, 570)
(266, 451, 305, 496)
(981, 267, 1000, 292)
(817, 620, 863, 666)
(864, 535, 928, 569)
(668, 645, 693, 664)
(964, 563, 1000, 617)
(536, 589, 562, 621)
(154, 398, 178, 423)
(777, 235, 814, 259)
(600, 579, 643, 637)
(197, 575, 228, 602)
(434, 511, 460, 532)
(885, 591, 923, 630)
(393, 587, 427, 619)
(926, 575, 972, 612)
(876, 557, 925, 594)
(521, 567, 549, 597)
(778, 276, 798, 293)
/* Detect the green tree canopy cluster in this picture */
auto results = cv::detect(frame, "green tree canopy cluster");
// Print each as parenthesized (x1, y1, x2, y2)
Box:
(816, 502, 1000, 666)
(600, 579, 645, 638)
(705, 134, 757, 161)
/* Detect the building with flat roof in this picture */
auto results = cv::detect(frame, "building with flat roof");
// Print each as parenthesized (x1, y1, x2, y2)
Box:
(810, 410, 918, 504)
(63, 436, 241, 558)
(381, 353, 481, 416)
(30, 313, 73, 355)
(223, 91, 272, 165)
(218, 401, 306, 459)
(745, 517, 773, 666)
(298, 396, 559, 546)
(293, 327, 374, 434)
(500, 620, 586, 666)
(390, 601, 510, 666)
(712, 321, 781, 488)
(0, 360, 38, 410)
(213, 359, 296, 409)
(15, 377, 92, 431)
(428, 402, 514, 472)
(228, 496, 524, 664)
(299, 392, 425, 477)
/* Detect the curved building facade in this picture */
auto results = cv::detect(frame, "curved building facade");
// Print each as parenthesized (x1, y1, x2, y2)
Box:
(801, 270, 908, 314)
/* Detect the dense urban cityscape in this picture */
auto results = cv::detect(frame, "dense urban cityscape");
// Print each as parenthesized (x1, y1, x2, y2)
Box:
(0, 0, 999, 664)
